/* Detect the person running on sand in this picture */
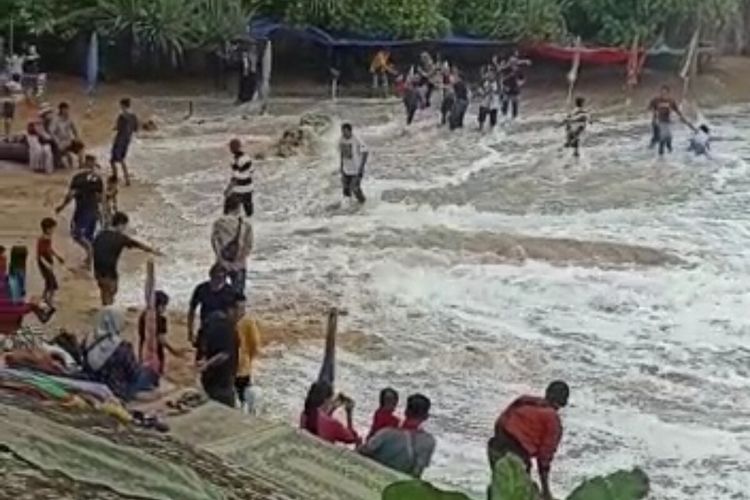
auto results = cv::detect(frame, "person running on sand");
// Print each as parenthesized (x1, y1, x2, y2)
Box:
(187, 263, 239, 347)
(111, 98, 138, 186)
(211, 194, 254, 295)
(301, 380, 361, 446)
(56, 155, 103, 267)
(487, 381, 570, 500)
(92, 211, 162, 306)
(37, 218, 64, 306)
(339, 123, 368, 205)
(367, 387, 401, 440)
(648, 85, 693, 156)
(226, 138, 255, 217)
(359, 393, 436, 478)
(563, 97, 591, 158)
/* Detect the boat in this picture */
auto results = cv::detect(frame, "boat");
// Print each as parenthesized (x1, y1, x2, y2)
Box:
(0, 139, 29, 164)
(523, 43, 636, 65)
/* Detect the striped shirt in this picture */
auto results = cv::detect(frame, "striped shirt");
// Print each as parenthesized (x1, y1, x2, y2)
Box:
(230, 152, 254, 195)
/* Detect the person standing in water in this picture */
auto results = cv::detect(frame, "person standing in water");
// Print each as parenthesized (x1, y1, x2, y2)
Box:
(563, 97, 591, 158)
(403, 76, 421, 126)
(339, 123, 368, 205)
(439, 63, 456, 127)
(499, 51, 530, 120)
(450, 72, 469, 131)
(478, 70, 500, 132)
(648, 85, 692, 156)
(226, 138, 255, 217)
(110, 98, 138, 186)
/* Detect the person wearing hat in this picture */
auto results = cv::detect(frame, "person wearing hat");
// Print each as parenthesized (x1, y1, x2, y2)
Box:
(488, 381, 570, 500)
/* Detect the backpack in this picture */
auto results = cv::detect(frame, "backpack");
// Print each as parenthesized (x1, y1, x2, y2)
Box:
(220, 217, 243, 262)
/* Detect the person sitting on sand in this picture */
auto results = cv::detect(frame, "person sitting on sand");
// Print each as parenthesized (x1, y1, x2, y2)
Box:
(92, 211, 162, 306)
(26, 121, 54, 174)
(211, 194, 253, 295)
(367, 387, 401, 440)
(301, 380, 361, 446)
(50, 102, 84, 169)
(487, 381, 570, 500)
(83, 306, 160, 402)
(56, 155, 103, 267)
(359, 393, 436, 478)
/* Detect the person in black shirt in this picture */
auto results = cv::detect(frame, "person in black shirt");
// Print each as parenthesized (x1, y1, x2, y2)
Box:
(450, 75, 469, 131)
(55, 155, 103, 267)
(92, 211, 161, 306)
(197, 305, 241, 407)
(187, 263, 239, 347)
(110, 98, 138, 187)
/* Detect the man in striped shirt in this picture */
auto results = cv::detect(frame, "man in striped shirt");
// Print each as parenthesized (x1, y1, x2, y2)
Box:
(226, 138, 255, 217)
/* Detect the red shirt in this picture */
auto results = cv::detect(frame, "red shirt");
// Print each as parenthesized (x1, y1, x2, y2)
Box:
(367, 407, 401, 440)
(496, 396, 562, 470)
(300, 409, 361, 446)
(37, 236, 53, 264)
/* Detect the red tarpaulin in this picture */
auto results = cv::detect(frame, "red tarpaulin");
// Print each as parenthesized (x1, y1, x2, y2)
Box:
(525, 43, 637, 65)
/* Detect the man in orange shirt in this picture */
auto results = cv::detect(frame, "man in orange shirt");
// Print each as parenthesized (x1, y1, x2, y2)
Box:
(488, 381, 570, 500)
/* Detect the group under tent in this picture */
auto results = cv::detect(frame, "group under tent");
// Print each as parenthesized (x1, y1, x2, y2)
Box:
(248, 18, 516, 84)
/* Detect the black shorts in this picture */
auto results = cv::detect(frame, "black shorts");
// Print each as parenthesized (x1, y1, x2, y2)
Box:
(38, 262, 59, 293)
(111, 139, 131, 163)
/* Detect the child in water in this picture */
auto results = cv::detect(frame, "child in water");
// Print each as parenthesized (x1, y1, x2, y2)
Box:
(563, 97, 591, 158)
(688, 124, 711, 157)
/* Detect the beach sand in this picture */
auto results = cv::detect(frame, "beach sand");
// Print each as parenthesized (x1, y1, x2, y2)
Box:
(3, 58, 750, 392)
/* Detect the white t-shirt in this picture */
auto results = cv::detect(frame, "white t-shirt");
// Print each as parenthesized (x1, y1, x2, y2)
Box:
(339, 135, 367, 176)
(8, 55, 24, 75)
(693, 130, 709, 148)
(481, 81, 500, 110)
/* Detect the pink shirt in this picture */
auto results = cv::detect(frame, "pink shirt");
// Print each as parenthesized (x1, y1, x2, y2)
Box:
(300, 409, 361, 445)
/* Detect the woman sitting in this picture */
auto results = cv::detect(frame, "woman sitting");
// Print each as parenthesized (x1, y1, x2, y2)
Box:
(83, 307, 159, 402)
(300, 380, 361, 446)
(26, 121, 53, 174)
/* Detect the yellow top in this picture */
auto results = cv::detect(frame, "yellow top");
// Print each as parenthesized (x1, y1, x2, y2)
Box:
(236, 315, 262, 378)
(370, 51, 393, 73)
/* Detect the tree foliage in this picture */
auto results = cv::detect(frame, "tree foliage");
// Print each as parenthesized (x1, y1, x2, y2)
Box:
(0, 0, 745, 60)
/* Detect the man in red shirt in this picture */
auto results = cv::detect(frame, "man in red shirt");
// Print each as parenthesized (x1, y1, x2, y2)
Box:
(367, 387, 401, 440)
(488, 381, 570, 500)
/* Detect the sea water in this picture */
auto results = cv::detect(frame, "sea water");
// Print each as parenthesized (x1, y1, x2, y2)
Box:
(119, 96, 750, 499)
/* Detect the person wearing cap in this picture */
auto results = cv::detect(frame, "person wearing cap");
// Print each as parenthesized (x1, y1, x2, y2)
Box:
(488, 381, 570, 500)
(359, 393, 436, 478)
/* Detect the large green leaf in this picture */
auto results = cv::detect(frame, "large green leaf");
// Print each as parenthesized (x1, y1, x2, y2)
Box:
(382, 480, 472, 500)
(490, 455, 538, 500)
(566, 468, 650, 500)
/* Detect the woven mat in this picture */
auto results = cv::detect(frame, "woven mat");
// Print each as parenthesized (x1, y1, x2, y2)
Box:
(0, 403, 226, 500)
(168, 403, 405, 500)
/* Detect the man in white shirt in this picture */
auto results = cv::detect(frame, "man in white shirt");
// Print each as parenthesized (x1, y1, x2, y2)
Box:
(339, 123, 368, 204)
(226, 138, 255, 216)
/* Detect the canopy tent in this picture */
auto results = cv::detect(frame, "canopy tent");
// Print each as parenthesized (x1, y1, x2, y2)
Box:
(523, 43, 637, 65)
(248, 19, 515, 49)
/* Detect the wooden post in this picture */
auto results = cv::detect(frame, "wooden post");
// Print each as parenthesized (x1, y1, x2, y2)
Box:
(317, 307, 338, 385)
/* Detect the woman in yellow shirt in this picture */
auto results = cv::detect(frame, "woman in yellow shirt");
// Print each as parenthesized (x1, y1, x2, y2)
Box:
(235, 310, 261, 413)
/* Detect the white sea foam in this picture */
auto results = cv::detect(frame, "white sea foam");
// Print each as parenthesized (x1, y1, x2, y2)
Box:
(119, 96, 750, 499)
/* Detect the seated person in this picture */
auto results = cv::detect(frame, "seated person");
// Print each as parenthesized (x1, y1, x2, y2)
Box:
(367, 387, 401, 440)
(84, 307, 159, 402)
(300, 380, 361, 446)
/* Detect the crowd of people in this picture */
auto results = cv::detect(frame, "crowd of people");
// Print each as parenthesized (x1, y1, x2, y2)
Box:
(370, 49, 711, 161)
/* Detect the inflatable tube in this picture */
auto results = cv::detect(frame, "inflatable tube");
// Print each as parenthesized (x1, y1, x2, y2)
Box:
(0, 141, 29, 163)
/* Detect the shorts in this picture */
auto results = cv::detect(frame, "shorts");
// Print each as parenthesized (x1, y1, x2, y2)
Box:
(95, 274, 119, 306)
(71, 209, 98, 244)
(111, 139, 131, 163)
(38, 261, 59, 293)
(657, 122, 672, 143)
(2, 101, 15, 120)
(487, 429, 531, 472)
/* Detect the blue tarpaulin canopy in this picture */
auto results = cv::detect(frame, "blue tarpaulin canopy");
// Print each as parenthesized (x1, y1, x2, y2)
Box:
(248, 19, 515, 49)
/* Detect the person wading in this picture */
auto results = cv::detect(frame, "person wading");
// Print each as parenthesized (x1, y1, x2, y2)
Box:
(339, 123, 369, 205)
(211, 194, 253, 295)
(226, 138, 255, 217)
(487, 381, 570, 500)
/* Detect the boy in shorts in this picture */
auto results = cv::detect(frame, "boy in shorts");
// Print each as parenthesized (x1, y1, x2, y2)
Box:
(37, 218, 65, 305)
